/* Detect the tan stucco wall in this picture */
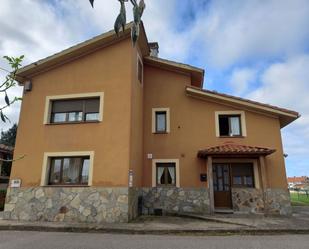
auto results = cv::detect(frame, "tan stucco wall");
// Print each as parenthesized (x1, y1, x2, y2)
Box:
(128, 46, 144, 187)
(11, 37, 288, 190)
(142, 65, 288, 189)
(11, 38, 134, 187)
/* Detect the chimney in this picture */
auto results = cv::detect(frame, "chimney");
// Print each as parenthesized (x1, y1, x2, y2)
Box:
(149, 42, 159, 57)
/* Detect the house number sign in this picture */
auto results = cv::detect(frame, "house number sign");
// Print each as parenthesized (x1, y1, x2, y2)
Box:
(11, 179, 21, 188)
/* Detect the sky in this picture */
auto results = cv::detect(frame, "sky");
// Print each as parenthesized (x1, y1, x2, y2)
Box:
(0, 0, 308, 177)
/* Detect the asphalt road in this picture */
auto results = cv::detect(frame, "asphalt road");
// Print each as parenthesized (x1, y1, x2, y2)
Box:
(0, 231, 309, 249)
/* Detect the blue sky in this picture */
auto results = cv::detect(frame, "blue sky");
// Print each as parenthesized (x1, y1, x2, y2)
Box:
(0, 0, 308, 177)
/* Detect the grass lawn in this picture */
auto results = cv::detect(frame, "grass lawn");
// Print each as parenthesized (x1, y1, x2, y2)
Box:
(290, 192, 309, 206)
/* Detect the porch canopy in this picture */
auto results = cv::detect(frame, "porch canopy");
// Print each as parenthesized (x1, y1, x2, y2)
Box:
(197, 142, 276, 158)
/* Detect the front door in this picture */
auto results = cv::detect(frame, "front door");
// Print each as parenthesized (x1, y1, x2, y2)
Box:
(213, 164, 232, 208)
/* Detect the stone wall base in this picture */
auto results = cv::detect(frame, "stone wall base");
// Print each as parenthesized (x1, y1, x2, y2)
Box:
(4, 186, 291, 223)
(232, 188, 292, 216)
(140, 187, 210, 215)
(4, 187, 137, 223)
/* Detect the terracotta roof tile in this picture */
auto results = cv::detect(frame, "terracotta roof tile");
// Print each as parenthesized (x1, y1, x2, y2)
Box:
(287, 176, 309, 183)
(197, 142, 276, 158)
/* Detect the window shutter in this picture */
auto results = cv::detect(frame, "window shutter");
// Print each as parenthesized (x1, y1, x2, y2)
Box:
(85, 98, 100, 113)
(52, 99, 83, 113)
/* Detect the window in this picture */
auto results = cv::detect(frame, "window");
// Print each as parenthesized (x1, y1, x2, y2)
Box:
(137, 57, 143, 84)
(231, 163, 254, 188)
(156, 163, 176, 186)
(48, 156, 90, 185)
(219, 115, 241, 136)
(50, 98, 99, 123)
(155, 111, 167, 133)
(152, 108, 170, 133)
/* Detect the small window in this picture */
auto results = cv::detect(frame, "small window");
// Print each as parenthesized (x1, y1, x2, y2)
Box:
(156, 163, 176, 186)
(219, 115, 241, 136)
(155, 111, 167, 133)
(137, 57, 143, 84)
(50, 98, 99, 123)
(48, 156, 90, 185)
(231, 164, 254, 188)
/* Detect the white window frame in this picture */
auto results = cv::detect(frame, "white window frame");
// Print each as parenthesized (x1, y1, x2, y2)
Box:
(152, 159, 180, 187)
(215, 110, 247, 137)
(40, 151, 95, 186)
(152, 108, 170, 133)
(43, 92, 104, 124)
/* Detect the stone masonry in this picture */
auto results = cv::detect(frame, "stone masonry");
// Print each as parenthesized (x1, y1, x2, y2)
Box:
(140, 187, 210, 215)
(4, 187, 138, 223)
(232, 188, 265, 214)
(232, 188, 292, 215)
(265, 188, 292, 216)
(4, 186, 291, 223)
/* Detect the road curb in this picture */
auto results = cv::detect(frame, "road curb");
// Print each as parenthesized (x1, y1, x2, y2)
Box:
(0, 225, 309, 236)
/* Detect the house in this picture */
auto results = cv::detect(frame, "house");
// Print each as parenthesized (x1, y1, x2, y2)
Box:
(4, 23, 299, 223)
(287, 176, 309, 189)
(0, 144, 13, 190)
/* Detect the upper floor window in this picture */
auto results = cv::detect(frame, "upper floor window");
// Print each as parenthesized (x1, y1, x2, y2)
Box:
(48, 156, 90, 185)
(51, 98, 99, 124)
(155, 111, 167, 133)
(44, 92, 104, 125)
(219, 115, 241, 136)
(215, 111, 247, 137)
(152, 108, 170, 134)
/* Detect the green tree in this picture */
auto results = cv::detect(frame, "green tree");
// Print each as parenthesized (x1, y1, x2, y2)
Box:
(0, 56, 24, 123)
(89, 0, 146, 45)
(0, 123, 17, 147)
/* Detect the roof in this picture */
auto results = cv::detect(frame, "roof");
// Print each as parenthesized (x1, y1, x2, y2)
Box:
(16, 22, 150, 83)
(197, 142, 276, 158)
(144, 57, 204, 87)
(287, 176, 309, 183)
(186, 86, 300, 128)
(15, 22, 204, 87)
(0, 144, 14, 154)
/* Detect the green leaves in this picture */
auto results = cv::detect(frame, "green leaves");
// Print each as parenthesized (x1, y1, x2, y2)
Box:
(1, 55, 24, 123)
(0, 111, 7, 123)
(131, 0, 145, 46)
(89, 0, 145, 46)
(114, 1, 127, 36)
(4, 93, 10, 106)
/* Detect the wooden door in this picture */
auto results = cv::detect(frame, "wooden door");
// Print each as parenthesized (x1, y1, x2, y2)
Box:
(213, 164, 232, 208)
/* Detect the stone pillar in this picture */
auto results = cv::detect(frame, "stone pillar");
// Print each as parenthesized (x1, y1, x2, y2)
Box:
(207, 156, 214, 214)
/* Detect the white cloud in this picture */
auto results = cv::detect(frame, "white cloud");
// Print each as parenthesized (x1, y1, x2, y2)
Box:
(189, 0, 309, 68)
(247, 54, 309, 172)
(229, 68, 257, 95)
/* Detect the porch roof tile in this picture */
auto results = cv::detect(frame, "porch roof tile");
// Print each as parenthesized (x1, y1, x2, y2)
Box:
(197, 142, 276, 158)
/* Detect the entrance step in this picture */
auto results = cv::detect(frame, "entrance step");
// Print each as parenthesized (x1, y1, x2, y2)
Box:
(215, 209, 234, 214)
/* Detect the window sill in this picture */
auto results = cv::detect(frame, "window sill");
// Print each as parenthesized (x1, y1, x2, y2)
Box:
(153, 132, 169, 134)
(43, 185, 90, 188)
(46, 120, 100, 125)
(219, 135, 245, 138)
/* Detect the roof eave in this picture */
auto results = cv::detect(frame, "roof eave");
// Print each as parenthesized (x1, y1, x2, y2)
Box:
(16, 22, 150, 84)
(144, 56, 204, 87)
(186, 86, 300, 128)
